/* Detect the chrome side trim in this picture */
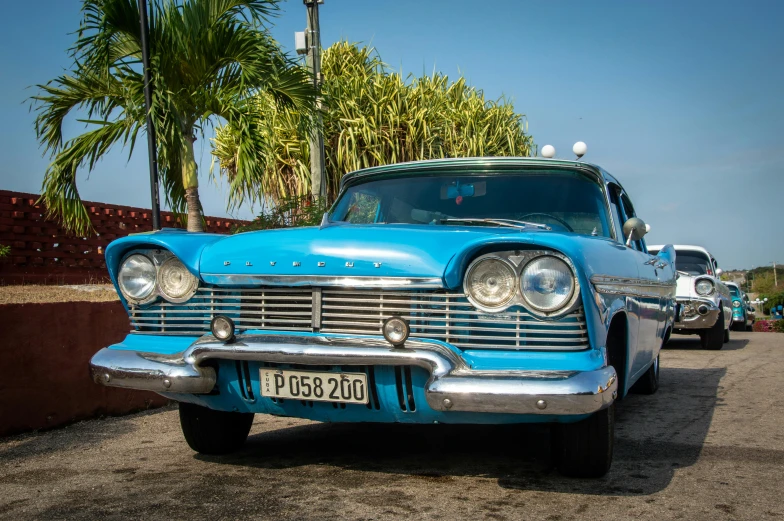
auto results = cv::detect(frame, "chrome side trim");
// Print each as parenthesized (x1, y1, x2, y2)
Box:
(200, 274, 445, 289)
(591, 275, 676, 298)
(91, 334, 617, 416)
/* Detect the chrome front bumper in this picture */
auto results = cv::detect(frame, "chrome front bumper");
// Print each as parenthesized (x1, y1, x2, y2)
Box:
(90, 334, 617, 416)
(675, 298, 720, 330)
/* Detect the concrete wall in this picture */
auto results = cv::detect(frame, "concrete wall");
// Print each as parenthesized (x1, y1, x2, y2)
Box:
(0, 300, 168, 436)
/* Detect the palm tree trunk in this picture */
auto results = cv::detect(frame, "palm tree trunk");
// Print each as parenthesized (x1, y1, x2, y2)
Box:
(182, 137, 204, 232)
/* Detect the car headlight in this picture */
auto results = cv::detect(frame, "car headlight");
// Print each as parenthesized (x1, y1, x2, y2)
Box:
(157, 256, 199, 302)
(732, 300, 741, 308)
(520, 256, 575, 312)
(695, 279, 714, 296)
(118, 254, 156, 301)
(464, 258, 517, 309)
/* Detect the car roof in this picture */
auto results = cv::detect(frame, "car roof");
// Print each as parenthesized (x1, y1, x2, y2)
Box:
(339, 157, 608, 190)
(648, 244, 713, 257)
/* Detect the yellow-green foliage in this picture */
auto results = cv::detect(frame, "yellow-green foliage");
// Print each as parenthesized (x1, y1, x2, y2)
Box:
(213, 41, 535, 204)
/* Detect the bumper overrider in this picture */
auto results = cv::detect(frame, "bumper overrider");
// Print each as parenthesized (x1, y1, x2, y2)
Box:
(675, 298, 720, 329)
(90, 334, 617, 416)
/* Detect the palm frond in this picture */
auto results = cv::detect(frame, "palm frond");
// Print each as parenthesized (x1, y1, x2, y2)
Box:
(32, 0, 313, 233)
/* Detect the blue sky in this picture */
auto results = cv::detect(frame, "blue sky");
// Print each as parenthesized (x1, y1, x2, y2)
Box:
(1, 0, 782, 269)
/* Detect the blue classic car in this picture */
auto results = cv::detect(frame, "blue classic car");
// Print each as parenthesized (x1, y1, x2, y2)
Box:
(90, 157, 676, 478)
(725, 281, 754, 331)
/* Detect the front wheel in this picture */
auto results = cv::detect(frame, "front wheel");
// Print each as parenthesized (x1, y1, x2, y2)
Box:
(630, 355, 659, 395)
(700, 311, 725, 350)
(179, 402, 255, 455)
(552, 405, 614, 478)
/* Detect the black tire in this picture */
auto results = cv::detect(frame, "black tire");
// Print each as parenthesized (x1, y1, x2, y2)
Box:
(179, 402, 254, 455)
(700, 311, 725, 350)
(746, 322, 754, 332)
(552, 405, 614, 478)
(630, 355, 659, 395)
(724, 322, 731, 343)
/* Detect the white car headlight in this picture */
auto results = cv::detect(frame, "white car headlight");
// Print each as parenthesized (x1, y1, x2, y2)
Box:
(465, 258, 517, 309)
(521, 256, 575, 312)
(157, 256, 199, 302)
(118, 254, 156, 301)
(732, 300, 741, 308)
(695, 279, 714, 296)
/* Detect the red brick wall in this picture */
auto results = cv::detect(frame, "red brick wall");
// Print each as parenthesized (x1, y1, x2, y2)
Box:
(0, 301, 169, 436)
(0, 190, 248, 285)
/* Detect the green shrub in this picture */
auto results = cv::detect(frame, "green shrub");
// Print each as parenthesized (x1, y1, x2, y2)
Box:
(0, 244, 9, 258)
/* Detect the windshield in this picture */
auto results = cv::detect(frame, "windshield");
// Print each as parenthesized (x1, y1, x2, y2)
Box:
(674, 250, 712, 275)
(331, 170, 612, 237)
(728, 286, 741, 297)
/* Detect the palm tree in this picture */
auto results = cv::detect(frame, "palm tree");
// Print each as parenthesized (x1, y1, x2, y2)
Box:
(213, 41, 535, 204)
(33, 0, 314, 233)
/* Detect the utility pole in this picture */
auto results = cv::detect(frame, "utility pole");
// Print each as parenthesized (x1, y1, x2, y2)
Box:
(304, 0, 326, 200)
(774, 261, 778, 288)
(138, 0, 161, 230)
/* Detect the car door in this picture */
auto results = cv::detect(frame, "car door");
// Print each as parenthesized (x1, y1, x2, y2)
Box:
(614, 188, 661, 381)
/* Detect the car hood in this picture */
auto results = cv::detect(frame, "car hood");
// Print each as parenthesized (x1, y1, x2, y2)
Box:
(197, 224, 625, 289)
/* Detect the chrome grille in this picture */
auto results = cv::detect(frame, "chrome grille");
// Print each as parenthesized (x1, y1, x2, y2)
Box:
(129, 287, 314, 334)
(320, 290, 588, 350)
(129, 287, 589, 350)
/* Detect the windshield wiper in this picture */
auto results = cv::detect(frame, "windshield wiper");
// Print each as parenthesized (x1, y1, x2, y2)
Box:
(439, 218, 551, 230)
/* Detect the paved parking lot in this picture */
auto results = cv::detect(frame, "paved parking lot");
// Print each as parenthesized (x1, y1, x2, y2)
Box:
(2, 332, 783, 520)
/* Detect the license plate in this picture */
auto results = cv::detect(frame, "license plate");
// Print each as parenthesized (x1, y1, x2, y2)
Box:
(260, 369, 369, 404)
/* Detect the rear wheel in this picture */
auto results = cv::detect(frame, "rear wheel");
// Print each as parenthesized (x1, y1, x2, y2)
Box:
(552, 405, 614, 478)
(630, 355, 659, 395)
(700, 311, 725, 350)
(179, 402, 254, 455)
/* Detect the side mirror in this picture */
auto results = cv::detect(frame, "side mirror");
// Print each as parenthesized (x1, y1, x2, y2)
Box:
(622, 217, 648, 246)
(716, 268, 723, 276)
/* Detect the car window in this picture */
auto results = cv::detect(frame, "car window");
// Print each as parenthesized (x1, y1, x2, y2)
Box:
(332, 171, 613, 237)
(341, 192, 381, 224)
(607, 185, 625, 242)
(674, 251, 712, 275)
(621, 192, 645, 251)
(728, 286, 740, 297)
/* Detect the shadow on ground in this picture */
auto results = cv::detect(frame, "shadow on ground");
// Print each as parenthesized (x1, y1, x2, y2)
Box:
(197, 366, 726, 496)
(666, 334, 749, 351)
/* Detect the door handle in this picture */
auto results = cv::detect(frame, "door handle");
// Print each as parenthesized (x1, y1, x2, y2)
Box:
(643, 258, 657, 265)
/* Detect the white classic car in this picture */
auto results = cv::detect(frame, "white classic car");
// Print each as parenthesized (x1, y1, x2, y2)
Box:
(648, 245, 732, 349)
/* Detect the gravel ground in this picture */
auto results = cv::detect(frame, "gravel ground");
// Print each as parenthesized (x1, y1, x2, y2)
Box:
(1, 331, 783, 520)
(0, 285, 118, 305)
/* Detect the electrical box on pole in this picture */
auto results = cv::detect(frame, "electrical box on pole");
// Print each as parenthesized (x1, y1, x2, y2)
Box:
(294, 31, 307, 55)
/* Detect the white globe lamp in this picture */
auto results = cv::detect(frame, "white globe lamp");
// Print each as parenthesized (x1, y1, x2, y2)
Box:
(573, 141, 587, 159)
(541, 145, 556, 158)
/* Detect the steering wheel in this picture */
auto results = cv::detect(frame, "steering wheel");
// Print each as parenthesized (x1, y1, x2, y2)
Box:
(518, 213, 574, 232)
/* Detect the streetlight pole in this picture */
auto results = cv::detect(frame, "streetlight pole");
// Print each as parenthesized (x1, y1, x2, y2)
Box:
(138, 0, 161, 230)
(773, 261, 778, 288)
(304, 0, 326, 200)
